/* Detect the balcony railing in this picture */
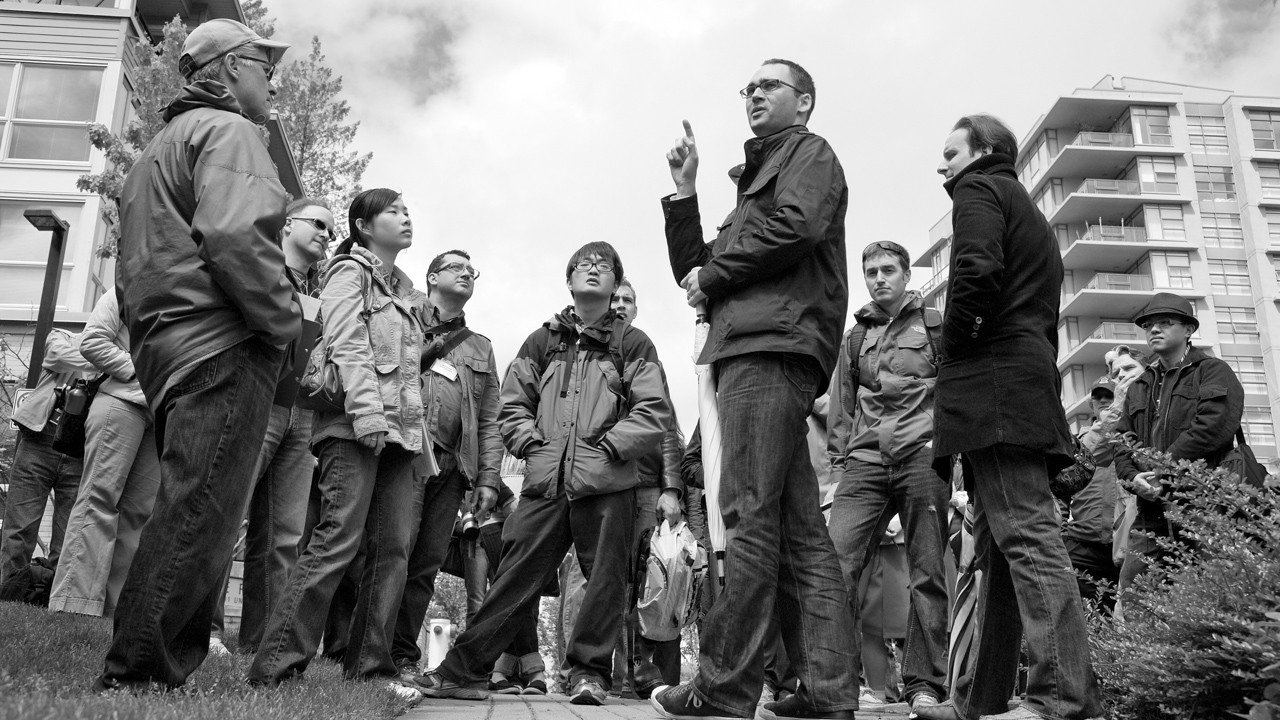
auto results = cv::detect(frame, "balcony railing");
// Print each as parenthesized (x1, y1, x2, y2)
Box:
(1088, 321, 1143, 342)
(1071, 132, 1135, 149)
(920, 269, 949, 296)
(1075, 224, 1148, 245)
(1081, 273, 1155, 292)
(1074, 178, 1142, 195)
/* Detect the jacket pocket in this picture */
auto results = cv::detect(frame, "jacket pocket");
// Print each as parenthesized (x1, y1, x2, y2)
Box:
(461, 356, 491, 399)
(568, 435, 633, 498)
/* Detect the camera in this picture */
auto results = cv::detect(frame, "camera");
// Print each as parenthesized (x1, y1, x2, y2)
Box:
(459, 512, 479, 540)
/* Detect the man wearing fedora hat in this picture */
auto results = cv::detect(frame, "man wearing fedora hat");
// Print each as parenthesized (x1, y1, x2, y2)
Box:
(1113, 291, 1243, 593)
(96, 18, 299, 691)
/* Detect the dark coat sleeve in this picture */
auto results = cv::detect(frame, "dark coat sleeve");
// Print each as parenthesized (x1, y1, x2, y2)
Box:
(475, 344, 504, 491)
(826, 328, 855, 471)
(662, 194, 714, 284)
(498, 330, 548, 459)
(682, 425, 704, 489)
(1167, 358, 1244, 461)
(942, 175, 1005, 360)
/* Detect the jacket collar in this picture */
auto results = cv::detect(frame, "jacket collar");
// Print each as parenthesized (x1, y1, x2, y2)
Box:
(854, 290, 924, 327)
(1146, 343, 1212, 375)
(743, 124, 805, 160)
(943, 153, 1016, 197)
(327, 245, 419, 299)
(547, 306, 619, 346)
(162, 80, 247, 122)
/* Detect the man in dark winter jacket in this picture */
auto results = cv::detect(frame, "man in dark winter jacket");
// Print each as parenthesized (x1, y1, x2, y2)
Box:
(916, 114, 1101, 720)
(1114, 291, 1243, 592)
(97, 19, 299, 691)
(656, 58, 859, 720)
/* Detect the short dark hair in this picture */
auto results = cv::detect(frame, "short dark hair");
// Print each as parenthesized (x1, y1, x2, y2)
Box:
(762, 57, 815, 118)
(861, 241, 911, 274)
(336, 187, 401, 256)
(428, 249, 471, 276)
(286, 197, 329, 215)
(565, 241, 624, 286)
(952, 114, 1018, 158)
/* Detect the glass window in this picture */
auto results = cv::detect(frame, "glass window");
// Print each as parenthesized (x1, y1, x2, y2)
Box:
(1144, 204, 1185, 240)
(0, 64, 13, 118)
(1225, 355, 1269, 395)
(2, 63, 103, 162)
(1061, 365, 1087, 406)
(1195, 166, 1236, 201)
(1267, 209, 1280, 246)
(1249, 109, 1280, 151)
(1259, 162, 1280, 200)
(1136, 157, 1178, 194)
(1131, 106, 1172, 145)
(1208, 259, 1252, 296)
(1187, 109, 1229, 155)
(1201, 212, 1244, 248)
(1243, 405, 1276, 448)
(1148, 251, 1194, 289)
(1035, 178, 1064, 218)
(1218, 307, 1260, 344)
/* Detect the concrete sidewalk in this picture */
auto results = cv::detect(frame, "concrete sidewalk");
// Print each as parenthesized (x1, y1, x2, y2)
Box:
(403, 693, 914, 719)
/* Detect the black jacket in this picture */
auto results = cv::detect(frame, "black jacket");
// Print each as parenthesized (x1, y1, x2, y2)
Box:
(931, 153, 1073, 475)
(1114, 345, 1244, 521)
(662, 125, 849, 391)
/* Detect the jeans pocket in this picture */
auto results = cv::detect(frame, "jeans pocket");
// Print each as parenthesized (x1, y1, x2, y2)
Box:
(171, 354, 219, 398)
(781, 354, 818, 396)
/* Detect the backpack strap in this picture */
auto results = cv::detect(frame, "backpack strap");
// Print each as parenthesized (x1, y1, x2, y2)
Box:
(846, 323, 868, 389)
(919, 305, 941, 362)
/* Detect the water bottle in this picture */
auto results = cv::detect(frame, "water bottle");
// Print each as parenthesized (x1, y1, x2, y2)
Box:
(63, 383, 89, 416)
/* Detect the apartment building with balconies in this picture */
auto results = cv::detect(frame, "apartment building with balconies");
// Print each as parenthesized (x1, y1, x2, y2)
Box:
(0, 0, 302, 379)
(915, 75, 1280, 459)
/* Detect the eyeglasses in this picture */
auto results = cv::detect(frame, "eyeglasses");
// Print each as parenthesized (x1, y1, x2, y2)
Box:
(1140, 318, 1183, 331)
(436, 262, 480, 280)
(290, 216, 333, 238)
(573, 259, 614, 274)
(235, 55, 276, 81)
(739, 78, 803, 99)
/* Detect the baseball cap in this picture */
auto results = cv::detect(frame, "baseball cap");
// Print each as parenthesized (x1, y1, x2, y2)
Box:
(1090, 376, 1117, 397)
(179, 19, 289, 79)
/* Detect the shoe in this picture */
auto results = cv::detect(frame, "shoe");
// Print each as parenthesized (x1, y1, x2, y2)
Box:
(650, 683, 740, 719)
(636, 677, 664, 700)
(569, 678, 606, 706)
(489, 677, 523, 694)
(911, 692, 942, 715)
(979, 706, 1051, 720)
(764, 691, 858, 719)
(916, 699, 962, 720)
(207, 637, 231, 657)
(387, 681, 424, 704)
(859, 688, 886, 706)
(521, 679, 547, 695)
(759, 686, 776, 705)
(412, 670, 489, 700)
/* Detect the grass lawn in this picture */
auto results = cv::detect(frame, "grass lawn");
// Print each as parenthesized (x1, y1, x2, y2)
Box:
(0, 601, 416, 720)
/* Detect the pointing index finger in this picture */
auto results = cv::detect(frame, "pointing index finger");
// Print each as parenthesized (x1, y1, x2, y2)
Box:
(682, 119, 695, 140)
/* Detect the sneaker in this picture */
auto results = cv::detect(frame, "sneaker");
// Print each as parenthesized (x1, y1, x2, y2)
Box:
(568, 678, 606, 706)
(489, 677, 522, 694)
(521, 679, 547, 695)
(915, 699, 962, 720)
(387, 681, 424, 704)
(207, 637, 231, 657)
(911, 692, 942, 714)
(764, 691, 858, 719)
(412, 670, 489, 701)
(979, 706, 1051, 720)
(859, 688, 886, 706)
(759, 686, 776, 705)
(650, 683, 739, 719)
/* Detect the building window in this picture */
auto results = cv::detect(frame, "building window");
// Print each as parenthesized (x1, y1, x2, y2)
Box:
(1243, 405, 1276, 448)
(1131, 105, 1172, 145)
(1249, 109, 1280, 150)
(1034, 178, 1064, 218)
(1144, 251, 1194, 289)
(1143, 204, 1185, 240)
(1201, 212, 1244, 248)
(1208, 259, 1252, 296)
(0, 62, 104, 162)
(1136, 157, 1178, 194)
(1018, 130, 1057, 187)
(1267, 209, 1280, 246)
(1187, 105, 1229, 155)
(1218, 307, 1260, 344)
(1225, 355, 1269, 395)
(1061, 365, 1087, 406)
(1195, 166, 1236, 201)
(1270, 255, 1280, 283)
(1259, 162, 1280, 200)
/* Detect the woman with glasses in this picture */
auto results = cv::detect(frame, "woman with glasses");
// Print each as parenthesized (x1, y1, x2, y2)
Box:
(249, 189, 435, 701)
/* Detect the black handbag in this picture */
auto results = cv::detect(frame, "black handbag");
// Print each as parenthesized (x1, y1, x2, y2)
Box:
(51, 374, 109, 458)
(1223, 429, 1268, 490)
(1049, 433, 1097, 501)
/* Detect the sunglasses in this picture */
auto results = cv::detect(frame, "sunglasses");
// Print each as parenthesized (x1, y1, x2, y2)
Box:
(290, 216, 334, 238)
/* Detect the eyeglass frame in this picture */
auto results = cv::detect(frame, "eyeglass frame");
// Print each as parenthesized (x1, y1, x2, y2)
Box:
(434, 262, 481, 280)
(572, 259, 615, 274)
(233, 53, 277, 81)
(1139, 317, 1187, 332)
(289, 216, 334, 238)
(739, 78, 804, 99)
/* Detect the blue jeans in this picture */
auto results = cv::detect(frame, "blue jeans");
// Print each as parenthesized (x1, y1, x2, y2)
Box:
(238, 404, 316, 653)
(248, 437, 419, 682)
(956, 444, 1102, 720)
(828, 451, 949, 701)
(100, 338, 280, 688)
(0, 431, 82, 585)
(695, 353, 859, 717)
(438, 487, 633, 690)
(392, 449, 468, 666)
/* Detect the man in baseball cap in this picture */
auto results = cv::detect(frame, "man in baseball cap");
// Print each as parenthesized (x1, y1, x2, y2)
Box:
(179, 18, 289, 79)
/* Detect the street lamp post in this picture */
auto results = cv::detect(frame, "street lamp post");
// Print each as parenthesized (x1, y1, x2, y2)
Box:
(23, 208, 69, 389)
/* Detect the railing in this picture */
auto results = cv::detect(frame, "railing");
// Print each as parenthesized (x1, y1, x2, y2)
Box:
(1088, 321, 1143, 342)
(1074, 178, 1143, 195)
(1071, 132, 1135, 149)
(1075, 224, 1148, 245)
(919, 269, 948, 296)
(1080, 273, 1155, 292)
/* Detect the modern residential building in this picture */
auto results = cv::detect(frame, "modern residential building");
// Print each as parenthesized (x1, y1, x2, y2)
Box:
(916, 75, 1280, 460)
(0, 0, 302, 382)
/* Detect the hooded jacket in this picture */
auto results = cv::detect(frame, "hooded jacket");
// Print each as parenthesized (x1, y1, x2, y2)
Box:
(499, 308, 673, 501)
(117, 80, 300, 404)
(663, 125, 849, 390)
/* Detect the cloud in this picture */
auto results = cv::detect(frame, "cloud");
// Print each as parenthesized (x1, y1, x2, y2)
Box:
(1170, 0, 1278, 69)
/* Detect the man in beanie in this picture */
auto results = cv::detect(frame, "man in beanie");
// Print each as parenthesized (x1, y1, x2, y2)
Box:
(1113, 292, 1243, 593)
(96, 18, 299, 690)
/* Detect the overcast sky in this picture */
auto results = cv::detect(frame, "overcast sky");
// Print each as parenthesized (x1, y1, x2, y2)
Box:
(262, 0, 1280, 430)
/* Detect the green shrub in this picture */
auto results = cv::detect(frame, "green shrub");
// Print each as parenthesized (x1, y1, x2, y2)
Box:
(1090, 444, 1280, 720)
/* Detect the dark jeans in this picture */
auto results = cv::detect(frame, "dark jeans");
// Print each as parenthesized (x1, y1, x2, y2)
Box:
(694, 353, 859, 717)
(239, 405, 315, 652)
(392, 450, 468, 666)
(438, 487, 633, 690)
(1064, 536, 1119, 613)
(1, 431, 82, 584)
(100, 338, 280, 687)
(955, 444, 1102, 720)
(248, 437, 419, 682)
(828, 451, 950, 701)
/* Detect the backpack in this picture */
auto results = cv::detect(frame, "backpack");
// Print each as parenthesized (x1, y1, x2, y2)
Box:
(0, 557, 56, 606)
(537, 317, 630, 403)
(296, 258, 376, 412)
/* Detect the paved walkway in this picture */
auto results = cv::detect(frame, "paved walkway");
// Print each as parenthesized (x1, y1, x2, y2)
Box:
(404, 694, 914, 719)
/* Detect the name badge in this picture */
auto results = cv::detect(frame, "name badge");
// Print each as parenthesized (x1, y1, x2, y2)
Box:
(431, 359, 458, 381)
